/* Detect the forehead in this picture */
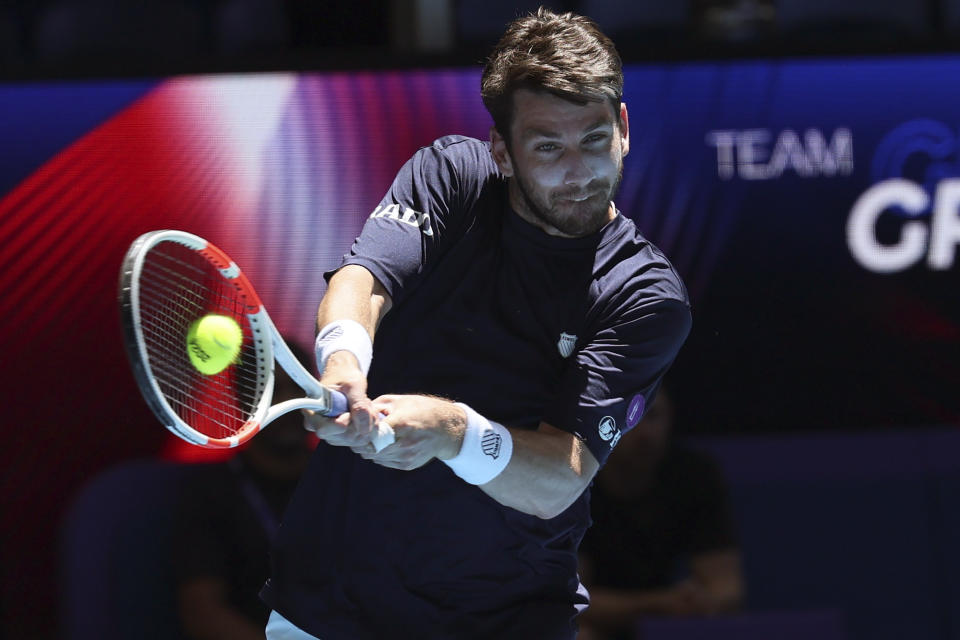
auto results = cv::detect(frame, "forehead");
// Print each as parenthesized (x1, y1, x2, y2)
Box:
(510, 88, 617, 137)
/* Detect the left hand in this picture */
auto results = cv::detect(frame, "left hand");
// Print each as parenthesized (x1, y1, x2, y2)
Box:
(352, 394, 466, 470)
(303, 352, 377, 448)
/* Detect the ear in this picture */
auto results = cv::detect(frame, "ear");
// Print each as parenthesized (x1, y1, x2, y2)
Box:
(619, 102, 630, 158)
(489, 126, 514, 178)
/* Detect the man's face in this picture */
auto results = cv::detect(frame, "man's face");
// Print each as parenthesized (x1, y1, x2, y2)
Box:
(491, 88, 630, 238)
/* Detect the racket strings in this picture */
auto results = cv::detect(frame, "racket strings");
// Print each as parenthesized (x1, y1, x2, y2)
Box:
(138, 243, 265, 440)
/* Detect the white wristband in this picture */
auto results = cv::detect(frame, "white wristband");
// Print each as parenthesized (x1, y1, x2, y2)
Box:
(443, 403, 513, 485)
(315, 319, 373, 377)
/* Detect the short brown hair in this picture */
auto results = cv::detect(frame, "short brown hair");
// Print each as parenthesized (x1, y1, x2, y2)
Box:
(480, 7, 624, 141)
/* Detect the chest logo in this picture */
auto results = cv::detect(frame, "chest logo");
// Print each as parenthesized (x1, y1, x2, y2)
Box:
(557, 332, 577, 358)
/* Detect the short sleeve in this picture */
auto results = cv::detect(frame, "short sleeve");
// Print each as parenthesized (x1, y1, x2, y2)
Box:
(326, 136, 496, 305)
(543, 298, 691, 466)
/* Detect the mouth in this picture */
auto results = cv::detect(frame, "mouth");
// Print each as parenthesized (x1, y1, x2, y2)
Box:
(558, 192, 598, 203)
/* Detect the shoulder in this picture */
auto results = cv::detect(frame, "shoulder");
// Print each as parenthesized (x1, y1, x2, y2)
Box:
(596, 216, 689, 309)
(414, 135, 505, 212)
(589, 217, 690, 344)
(415, 135, 498, 177)
(430, 134, 493, 160)
(419, 135, 500, 181)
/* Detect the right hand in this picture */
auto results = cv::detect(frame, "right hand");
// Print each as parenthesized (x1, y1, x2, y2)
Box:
(351, 394, 466, 469)
(303, 351, 377, 448)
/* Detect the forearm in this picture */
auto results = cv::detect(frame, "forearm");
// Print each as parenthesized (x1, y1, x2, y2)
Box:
(317, 264, 390, 338)
(315, 265, 392, 389)
(365, 397, 598, 519)
(307, 265, 392, 445)
(475, 423, 598, 520)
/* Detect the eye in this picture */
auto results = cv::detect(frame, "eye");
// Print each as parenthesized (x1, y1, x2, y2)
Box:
(535, 142, 560, 153)
(584, 132, 609, 145)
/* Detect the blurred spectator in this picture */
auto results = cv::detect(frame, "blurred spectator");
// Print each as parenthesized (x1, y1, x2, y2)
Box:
(171, 342, 315, 640)
(281, 0, 389, 49)
(692, 0, 775, 41)
(577, 387, 743, 640)
(33, 0, 205, 65)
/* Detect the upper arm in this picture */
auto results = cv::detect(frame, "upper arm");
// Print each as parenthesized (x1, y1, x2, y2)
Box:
(322, 264, 393, 331)
(543, 299, 692, 467)
(324, 138, 496, 307)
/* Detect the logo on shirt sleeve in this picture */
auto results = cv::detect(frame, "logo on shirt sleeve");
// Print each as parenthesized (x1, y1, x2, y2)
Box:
(598, 416, 622, 448)
(370, 203, 434, 237)
(557, 332, 577, 358)
(626, 394, 646, 429)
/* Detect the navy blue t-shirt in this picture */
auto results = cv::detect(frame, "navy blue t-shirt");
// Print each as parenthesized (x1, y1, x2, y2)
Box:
(261, 136, 691, 639)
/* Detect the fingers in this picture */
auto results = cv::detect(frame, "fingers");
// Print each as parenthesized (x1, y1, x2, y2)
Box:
(352, 416, 434, 471)
(348, 395, 375, 436)
(324, 393, 452, 469)
(369, 394, 397, 416)
(301, 397, 378, 448)
(308, 369, 380, 445)
(354, 441, 433, 471)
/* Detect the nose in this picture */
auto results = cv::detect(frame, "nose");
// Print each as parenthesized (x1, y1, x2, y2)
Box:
(563, 151, 594, 189)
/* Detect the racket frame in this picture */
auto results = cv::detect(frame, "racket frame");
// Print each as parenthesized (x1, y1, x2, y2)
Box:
(120, 230, 344, 448)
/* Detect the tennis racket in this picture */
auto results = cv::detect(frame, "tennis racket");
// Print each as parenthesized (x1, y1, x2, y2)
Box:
(119, 229, 394, 450)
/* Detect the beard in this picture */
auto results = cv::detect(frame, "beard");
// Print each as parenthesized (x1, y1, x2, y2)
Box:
(512, 163, 623, 237)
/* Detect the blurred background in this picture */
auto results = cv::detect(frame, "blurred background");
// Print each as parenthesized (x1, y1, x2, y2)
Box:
(1, 1, 960, 638)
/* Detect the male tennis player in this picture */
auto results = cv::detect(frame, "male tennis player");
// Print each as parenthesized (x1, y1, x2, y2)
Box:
(261, 8, 691, 639)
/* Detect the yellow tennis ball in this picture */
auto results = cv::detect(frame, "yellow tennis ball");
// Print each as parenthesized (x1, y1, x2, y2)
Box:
(186, 314, 243, 375)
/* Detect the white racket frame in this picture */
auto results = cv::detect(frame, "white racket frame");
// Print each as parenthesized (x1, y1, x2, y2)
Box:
(120, 229, 393, 450)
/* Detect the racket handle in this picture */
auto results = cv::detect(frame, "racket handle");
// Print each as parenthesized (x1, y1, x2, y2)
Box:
(326, 389, 396, 453)
(326, 388, 350, 415)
